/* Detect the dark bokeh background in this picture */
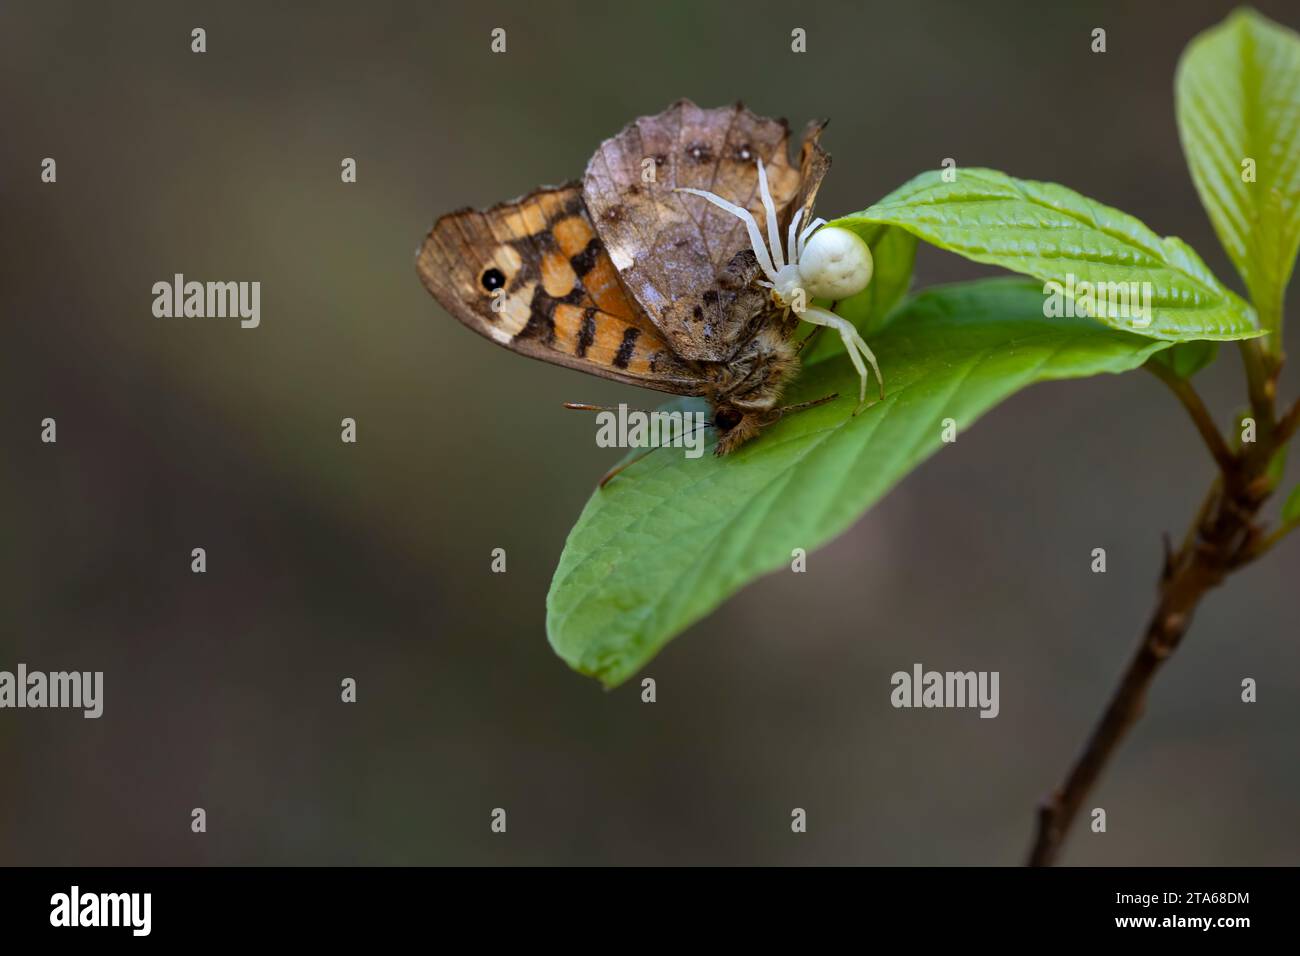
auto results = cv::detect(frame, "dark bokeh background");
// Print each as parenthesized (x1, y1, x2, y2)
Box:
(2, 0, 1297, 865)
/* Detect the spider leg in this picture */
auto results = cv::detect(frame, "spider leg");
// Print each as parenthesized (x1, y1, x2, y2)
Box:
(675, 187, 778, 283)
(798, 217, 828, 259)
(786, 208, 805, 268)
(756, 158, 785, 269)
(800, 305, 885, 409)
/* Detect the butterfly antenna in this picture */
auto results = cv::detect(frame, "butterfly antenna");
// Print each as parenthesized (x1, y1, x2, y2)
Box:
(597, 447, 658, 488)
(596, 419, 716, 489)
(562, 403, 717, 487)
(563, 402, 653, 414)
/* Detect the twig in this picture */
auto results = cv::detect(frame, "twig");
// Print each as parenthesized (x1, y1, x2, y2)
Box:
(1275, 395, 1300, 446)
(1239, 340, 1275, 431)
(1145, 360, 1237, 476)
(1029, 353, 1288, 866)
(1234, 516, 1300, 565)
(1028, 478, 1241, 866)
(1177, 478, 1221, 560)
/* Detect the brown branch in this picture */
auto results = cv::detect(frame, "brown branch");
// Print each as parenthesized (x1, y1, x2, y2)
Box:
(1276, 395, 1300, 446)
(1238, 524, 1297, 566)
(1028, 352, 1290, 866)
(1145, 361, 1237, 475)
(1239, 340, 1276, 431)
(1027, 469, 1270, 865)
(1183, 480, 1220, 551)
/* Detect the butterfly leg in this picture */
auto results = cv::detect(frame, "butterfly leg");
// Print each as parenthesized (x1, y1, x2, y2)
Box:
(794, 324, 825, 354)
(776, 392, 839, 415)
(799, 305, 884, 410)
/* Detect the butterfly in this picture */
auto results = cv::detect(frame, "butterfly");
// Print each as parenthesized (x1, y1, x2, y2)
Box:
(417, 99, 880, 461)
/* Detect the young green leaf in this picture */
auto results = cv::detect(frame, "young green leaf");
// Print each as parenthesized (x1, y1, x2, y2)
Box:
(1149, 340, 1220, 379)
(547, 278, 1171, 687)
(1267, 444, 1288, 489)
(842, 168, 1260, 342)
(1177, 8, 1300, 344)
(1281, 483, 1300, 525)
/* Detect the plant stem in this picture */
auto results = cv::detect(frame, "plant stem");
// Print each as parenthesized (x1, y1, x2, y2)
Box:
(1276, 395, 1300, 446)
(1240, 340, 1276, 430)
(1027, 355, 1288, 866)
(1027, 471, 1273, 865)
(1237, 516, 1299, 564)
(1145, 362, 1235, 473)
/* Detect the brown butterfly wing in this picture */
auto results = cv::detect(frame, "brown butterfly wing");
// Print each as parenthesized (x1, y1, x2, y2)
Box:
(417, 183, 704, 394)
(792, 119, 832, 225)
(582, 100, 827, 362)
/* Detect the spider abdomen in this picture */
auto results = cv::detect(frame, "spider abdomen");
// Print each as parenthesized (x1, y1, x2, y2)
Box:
(798, 226, 874, 300)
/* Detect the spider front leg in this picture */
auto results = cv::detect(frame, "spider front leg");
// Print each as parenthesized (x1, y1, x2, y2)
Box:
(675, 157, 796, 285)
(674, 160, 883, 409)
(798, 305, 884, 410)
(674, 186, 780, 283)
(797, 217, 828, 260)
(755, 158, 787, 269)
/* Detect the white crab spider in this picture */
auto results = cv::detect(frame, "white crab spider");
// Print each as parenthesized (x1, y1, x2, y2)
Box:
(676, 158, 882, 405)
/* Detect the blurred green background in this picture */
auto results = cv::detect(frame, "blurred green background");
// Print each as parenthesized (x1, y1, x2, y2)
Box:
(2, 0, 1297, 865)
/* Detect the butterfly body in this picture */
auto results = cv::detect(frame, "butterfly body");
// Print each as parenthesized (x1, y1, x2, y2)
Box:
(417, 100, 838, 456)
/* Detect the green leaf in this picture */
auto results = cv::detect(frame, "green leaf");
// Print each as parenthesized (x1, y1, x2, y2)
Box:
(1267, 443, 1288, 489)
(1283, 484, 1300, 524)
(547, 278, 1171, 687)
(1177, 8, 1300, 345)
(1150, 340, 1220, 379)
(847, 167, 1260, 342)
